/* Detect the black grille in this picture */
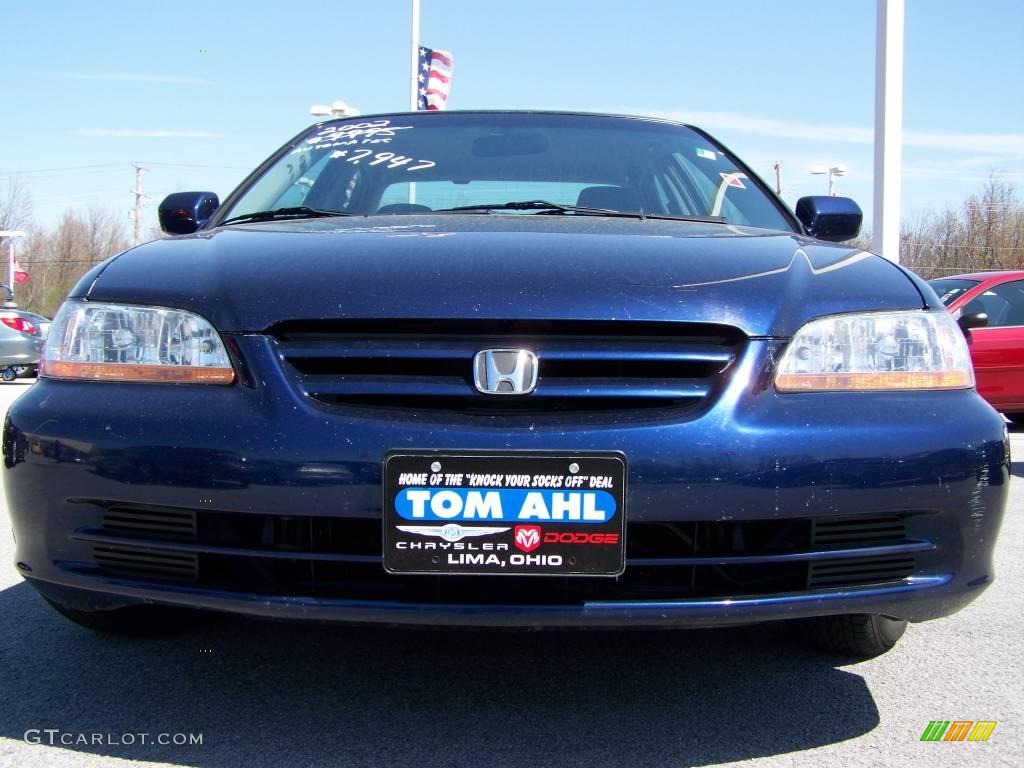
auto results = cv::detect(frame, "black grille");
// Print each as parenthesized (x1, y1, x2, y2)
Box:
(102, 505, 197, 540)
(811, 515, 906, 546)
(807, 555, 916, 588)
(269, 319, 745, 413)
(78, 506, 923, 602)
(92, 544, 199, 581)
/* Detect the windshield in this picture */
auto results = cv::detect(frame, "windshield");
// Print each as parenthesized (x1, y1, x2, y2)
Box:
(218, 113, 795, 230)
(928, 278, 980, 306)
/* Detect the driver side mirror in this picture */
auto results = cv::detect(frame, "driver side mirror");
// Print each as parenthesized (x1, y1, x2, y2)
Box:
(795, 196, 863, 242)
(159, 192, 220, 235)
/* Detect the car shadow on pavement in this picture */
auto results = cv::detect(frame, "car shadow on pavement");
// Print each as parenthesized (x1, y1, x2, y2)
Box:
(0, 581, 880, 768)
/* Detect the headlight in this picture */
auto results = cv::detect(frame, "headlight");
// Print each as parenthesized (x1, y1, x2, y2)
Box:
(40, 302, 235, 383)
(775, 310, 973, 392)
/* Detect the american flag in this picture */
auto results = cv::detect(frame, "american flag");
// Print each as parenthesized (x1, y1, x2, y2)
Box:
(416, 46, 453, 110)
(13, 257, 28, 284)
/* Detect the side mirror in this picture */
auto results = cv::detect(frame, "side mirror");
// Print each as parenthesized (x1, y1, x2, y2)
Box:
(158, 192, 220, 235)
(795, 196, 863, 242)
(957, 311, 988, 335)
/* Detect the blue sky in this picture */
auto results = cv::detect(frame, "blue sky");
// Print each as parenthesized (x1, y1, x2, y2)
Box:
(1, 0, 1022, 233)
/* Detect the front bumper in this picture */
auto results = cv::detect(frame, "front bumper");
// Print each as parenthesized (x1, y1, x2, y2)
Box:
(3, 338, 1009, 627)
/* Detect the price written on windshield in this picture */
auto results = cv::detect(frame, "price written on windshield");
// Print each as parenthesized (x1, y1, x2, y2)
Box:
(328, 149, 435, 172)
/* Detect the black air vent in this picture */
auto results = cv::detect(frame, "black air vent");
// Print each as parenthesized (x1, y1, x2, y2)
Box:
(93, 545, 199, 581)
(811, 515, 906, 547)
(807, 555, 915, 589)
(102, 506, 197, 540)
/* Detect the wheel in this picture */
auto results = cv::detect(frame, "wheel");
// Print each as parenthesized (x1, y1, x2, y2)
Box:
(1, 367, 16, 382)
(803, 614, 908, 657)
(43, 597, 209, 636)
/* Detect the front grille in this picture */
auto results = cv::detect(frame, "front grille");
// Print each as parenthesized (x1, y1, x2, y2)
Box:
(269, 319, 745, 413)
(80, 506, 924, 603)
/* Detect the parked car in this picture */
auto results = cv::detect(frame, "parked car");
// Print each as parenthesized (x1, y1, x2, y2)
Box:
(3, 112, 1007, 657)
(0, 308, 45, 380)
(929, 270, 1024, 417)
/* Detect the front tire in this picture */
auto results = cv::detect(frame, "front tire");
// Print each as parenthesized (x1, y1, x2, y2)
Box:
(44, 598, 209, 636)
(805, 614, 908, 657)
(1, 367, 17, 382)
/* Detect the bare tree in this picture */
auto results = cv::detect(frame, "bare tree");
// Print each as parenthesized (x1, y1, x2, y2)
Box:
(0, 179, 32, 232)
(900, 174, 1024, 278)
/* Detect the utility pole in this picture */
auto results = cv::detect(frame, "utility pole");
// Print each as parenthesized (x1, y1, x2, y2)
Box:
(773, 161, 783, 197)
(131, 163, 149, 246)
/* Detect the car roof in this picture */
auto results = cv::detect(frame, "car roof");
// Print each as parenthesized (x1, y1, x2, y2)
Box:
(311, 109, 698, 131)
(931, 270, 1024, 283)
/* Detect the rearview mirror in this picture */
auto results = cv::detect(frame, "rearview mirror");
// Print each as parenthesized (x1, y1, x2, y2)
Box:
(794, 196, 862, 242)
(159, 192, 220, 235)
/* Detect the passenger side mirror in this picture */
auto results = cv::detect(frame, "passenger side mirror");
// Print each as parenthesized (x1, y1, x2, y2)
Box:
(159, 192, 220, 235)
(957, 311, 988, 335)
(794, 196, 863, 242)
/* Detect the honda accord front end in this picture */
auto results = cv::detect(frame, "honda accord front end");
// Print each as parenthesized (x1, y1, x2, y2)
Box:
(3, 112, 1008, 656)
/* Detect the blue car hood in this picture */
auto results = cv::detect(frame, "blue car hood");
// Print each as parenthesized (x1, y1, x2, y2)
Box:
(83, 215, 924, 337)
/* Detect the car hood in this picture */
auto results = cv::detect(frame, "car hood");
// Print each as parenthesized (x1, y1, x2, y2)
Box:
(83, 215, 925, 337)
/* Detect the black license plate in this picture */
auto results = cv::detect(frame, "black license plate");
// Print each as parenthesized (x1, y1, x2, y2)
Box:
(383, 451, 626, 576)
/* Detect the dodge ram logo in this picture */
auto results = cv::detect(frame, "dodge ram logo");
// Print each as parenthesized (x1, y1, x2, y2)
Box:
(473, 349, 538, 395)
(514, 525, 542, 553)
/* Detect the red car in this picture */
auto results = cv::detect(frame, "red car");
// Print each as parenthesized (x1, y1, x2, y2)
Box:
(929, 270, 1024, 416)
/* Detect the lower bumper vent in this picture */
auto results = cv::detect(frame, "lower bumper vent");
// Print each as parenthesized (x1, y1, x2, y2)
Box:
(102, 506, 197, 540)
(93, 544, 199, 581)
(807, 555, 915, 589)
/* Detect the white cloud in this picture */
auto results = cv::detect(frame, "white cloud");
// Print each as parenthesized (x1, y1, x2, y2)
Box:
(56, 72, 211, 85)
(637, 109, 1024, 156)
(78, 129, 228, 139)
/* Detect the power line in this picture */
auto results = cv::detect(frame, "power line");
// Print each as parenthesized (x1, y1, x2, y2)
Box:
(138, 161, 251, 171)
(0, 163, 125, 176)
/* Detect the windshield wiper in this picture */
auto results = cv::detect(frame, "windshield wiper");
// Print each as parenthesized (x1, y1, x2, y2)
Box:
(433, 200, 725, 223)
(219, 206, 352, 226)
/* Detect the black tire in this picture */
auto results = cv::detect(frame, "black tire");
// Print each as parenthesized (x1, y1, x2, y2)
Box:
(804, 613, 908, 657)
(44, 597, 209, 637)
(1, 368, 16, 382)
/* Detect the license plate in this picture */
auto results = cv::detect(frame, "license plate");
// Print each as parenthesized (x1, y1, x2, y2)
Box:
(383, 451, 626, 576)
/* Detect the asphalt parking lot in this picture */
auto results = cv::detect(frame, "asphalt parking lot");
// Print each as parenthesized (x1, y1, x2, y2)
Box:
(0, 379, 1020, 768)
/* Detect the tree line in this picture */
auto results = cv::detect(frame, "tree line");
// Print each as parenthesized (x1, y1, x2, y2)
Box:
(2, 175, 1024, 318)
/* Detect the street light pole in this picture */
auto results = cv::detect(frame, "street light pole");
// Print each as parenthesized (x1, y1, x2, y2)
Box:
(309, 101, 361, 120)
(0, 230, 26, 305)
(873, 0, 904, 262)
(810, 164, 848, 196)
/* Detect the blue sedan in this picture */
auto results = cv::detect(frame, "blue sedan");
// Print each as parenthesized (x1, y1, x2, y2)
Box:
(2, 112, 1007, 657)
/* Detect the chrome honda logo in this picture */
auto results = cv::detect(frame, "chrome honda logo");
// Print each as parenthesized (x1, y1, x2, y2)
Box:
(473, 349, 538, 395)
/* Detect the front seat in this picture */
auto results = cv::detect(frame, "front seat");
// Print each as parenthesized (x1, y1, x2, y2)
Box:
(576, 185, 640, 211)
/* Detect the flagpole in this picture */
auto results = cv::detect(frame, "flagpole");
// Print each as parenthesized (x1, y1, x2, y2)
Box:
(410, 0, 420, 111)
(409, 0, 420, 204)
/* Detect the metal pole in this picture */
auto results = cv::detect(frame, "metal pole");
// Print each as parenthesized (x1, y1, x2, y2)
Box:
(773, 161, 782, 197)
(872, 0, 904, 261)
(0, 231, 25, 303)
(410, 0, 420, 111)
(408, 0, 420, 204)
(132, 163, 148, 246)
